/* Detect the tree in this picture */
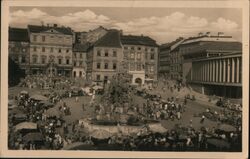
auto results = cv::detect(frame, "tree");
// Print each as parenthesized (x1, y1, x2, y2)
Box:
(8, 57, 25, 87)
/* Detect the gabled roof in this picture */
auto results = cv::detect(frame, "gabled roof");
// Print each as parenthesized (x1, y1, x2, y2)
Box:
(28, 25, 73, 35)
(94, 30, 122, 48)
(121, 35, 158, 47)
(184, 41, 242, 54)
(73, 43, 89, 52)
(9, 27, 29, 42)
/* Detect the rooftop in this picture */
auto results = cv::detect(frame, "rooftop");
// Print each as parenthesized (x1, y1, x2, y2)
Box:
(184, 41, 242, 54)
(73, 43, 89, 52)
(9, 27, 29, 42)
(28, 24, 73, 35)
(121, 35, 158, 47)
(94, 29, 122, 48)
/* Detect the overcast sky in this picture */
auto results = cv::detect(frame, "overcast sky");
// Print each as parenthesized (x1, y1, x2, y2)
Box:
(9, 7, 242, 44)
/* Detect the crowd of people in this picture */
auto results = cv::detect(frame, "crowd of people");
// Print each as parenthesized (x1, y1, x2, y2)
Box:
(8, 74, 242, 152)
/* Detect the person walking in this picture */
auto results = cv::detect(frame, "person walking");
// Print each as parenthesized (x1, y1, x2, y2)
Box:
(200, 115, 205, 124)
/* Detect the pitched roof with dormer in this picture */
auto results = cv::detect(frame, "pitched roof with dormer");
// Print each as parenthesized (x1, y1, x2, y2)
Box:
(121, 35, 158, 47)
(28, 25, 73, 35)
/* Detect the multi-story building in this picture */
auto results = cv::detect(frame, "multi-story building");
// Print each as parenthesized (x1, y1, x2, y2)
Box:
(9, 27, 30, 74)
(159, 37, 184, 80)
(121, 35, 158, 85)
(86, 29, 123, 85)
(75, 26, 108, 45)
(182, 40, 242, 98)
(28, 24, 74, 77)
(188, 52, 242, 98)
(72, 43, 88, 78)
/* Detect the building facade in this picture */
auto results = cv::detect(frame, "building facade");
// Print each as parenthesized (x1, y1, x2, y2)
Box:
(181, 36, 242, 98)
(158, 43, 171, 79)
(121, 35, 158, 85)
(9, 28, 30, 74)
(28, 24, 74, 77)
(72, 43, 88, 78)
(86, 30, 123, 85)
(189, 52, 242, 98)
(75, 26, 108, 45)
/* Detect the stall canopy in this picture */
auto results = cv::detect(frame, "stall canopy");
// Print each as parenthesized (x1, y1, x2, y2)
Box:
(23, 132, 44, 143)
(14, 122, 37, 132)
(30, 94, 48, 101)
(218, 124, 236, 132)
(90, 129, 112, 139)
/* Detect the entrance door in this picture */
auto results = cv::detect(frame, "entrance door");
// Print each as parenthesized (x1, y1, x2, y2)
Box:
(135, 78, 142, 85)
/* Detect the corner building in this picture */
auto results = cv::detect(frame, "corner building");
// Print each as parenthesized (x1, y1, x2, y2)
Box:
(28, 24, 74, 77)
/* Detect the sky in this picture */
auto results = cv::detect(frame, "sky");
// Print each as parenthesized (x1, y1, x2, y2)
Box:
(9, 7, 242, 44)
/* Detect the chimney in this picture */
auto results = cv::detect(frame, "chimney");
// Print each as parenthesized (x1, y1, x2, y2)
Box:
(53, 24, 58, 27)
(198, 32, 203, 37)
(206, 32, 211, 36)
(218, 32, 224, 36)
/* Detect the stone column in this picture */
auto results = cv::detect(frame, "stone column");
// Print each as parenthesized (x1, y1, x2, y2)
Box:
(227, 58, 231, 83)
(236, 57, 240, 83)
(213, 60, 216, 82)
(219, 59, 222, 82)
(223, 59, 226, 82)
(231, 58, 235, 83)
(210, 61, 213, 82)
(216, 60, 219, 82)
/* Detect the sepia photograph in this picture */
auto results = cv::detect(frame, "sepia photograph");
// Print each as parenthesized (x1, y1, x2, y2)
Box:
(1, 0, 249, 158)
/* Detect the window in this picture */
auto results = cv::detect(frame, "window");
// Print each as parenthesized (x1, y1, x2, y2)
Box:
(124, 46, 128, 50)
(50, 47, 53, 53)
(58, 48, 61, 53)
(151, 48, 155, 51)
(33, 35, 37, 41)
(32, 56, 37, 63)
(113, 63, 117, 70)
(150, 53, 154, 60)
(137, 64, 141, 71)
(66, 59, 70, 65)
(41, 57, 46, 64)
(138, 47, 141, 50)
(150, 66, 154, 72)
(137, 53, 141, 60)
(145, 53, 148, 59)
(104, 76, 108, 81)
(131, 53, 135, 59)
(58, 59, 62, 64)
(42, 47, 45, 52)
(73, 62, 76, 66)
(131, 47, 134, 50)
(104, 63, 108, 69)
(66, 49, 69, 53)
(21, 56, 26, 63)
(130, 62, 135, 71)
(33, 47, 37, 52)
(22, 48, 26, 53)
(96, 63, 101, 69)
(113, 50, 117, 57)
(79, 71, 82, 77)
(96, 75, 101, 80)
(97, 50, 101, 56)
(42, 36, 45, 42)
(79, 61, 83, 66)
(80, 53, 82, 58)
(145, 47, 148, 51)
(104, 50, 109, 57)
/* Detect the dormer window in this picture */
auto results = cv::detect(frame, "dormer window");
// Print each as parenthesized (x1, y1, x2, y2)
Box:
(51, 30, 54, 33)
